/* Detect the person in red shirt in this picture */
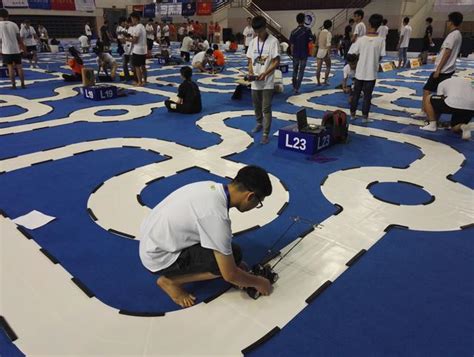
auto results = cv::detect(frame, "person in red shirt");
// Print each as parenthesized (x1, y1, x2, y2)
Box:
(63, 47, 83, 81)
(212, 44, 225, 67)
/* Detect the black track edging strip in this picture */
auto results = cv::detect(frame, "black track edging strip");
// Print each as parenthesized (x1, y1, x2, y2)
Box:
(119, 310, 165, 317)
(16, 226, 33, 240)
(115, 167, 135, 176)
(241, 327, 281, 355)
(320, 175, 328, 186)
(73, 149, 94, 156)
(404, 142, 421, 150)
(0, 316, 18, 342)
(370, 134, 388, 140)
(204, 285, 232, 304)
(305, 280, 332, 304)
(397, 180, 424, 189)
(122, 145, 141, 149)
(87, 208, 98, 221)
(137, 194, 146, 206)
(300, 226, 315, 238)
(86, 137, 108, 142)
(418, 153, 425, 160)
(276, 202, 289, 216)
(31, 159, 53, 166)
(373, 195, 400, 206)
(0, 171, 6, 175)
(392, 164, 410, 169)
(108, 228, 135, 239)
(346, 249, 367, 267)
(233, 225, 260, 236)
(279, 179, 289, 192)
(341, 165, 361, 171)
(91, 182, 103, 194)
(460, 159, 466, 168)
(39, 248, 59, 264)
(460, 223, 474, 230)
(423, 195, 436, 205)
(333, 203, 343, 215)
(384, 224, 409, 232)
(366, 180, 379, 189)
(32, 126, 49, 131)
(246, 142, 254, 149)
(147, 149, 161, 155)
(261, 250, 281, 265)
(0, 209, 9, 217)
(43, 144, 66, 151)
(145, 176, 165, 185)
(71, 277, 95, 298)
(176, 166, 210, 174)
(446, 174, 457, 183)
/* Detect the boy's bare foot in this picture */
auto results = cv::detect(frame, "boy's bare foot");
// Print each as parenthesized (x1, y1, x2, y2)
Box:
(157, 276, 196, 308)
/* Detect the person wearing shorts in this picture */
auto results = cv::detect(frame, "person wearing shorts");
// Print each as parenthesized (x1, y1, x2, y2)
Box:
(413, 12, 463, 119)
(20, 20, 38, 68)
(139, 165, 273, 308)
(129, 12, 147, 86)
(0, 9, 26, 89)
(316, 20, 332, 86)
(421, 77, 474, 140)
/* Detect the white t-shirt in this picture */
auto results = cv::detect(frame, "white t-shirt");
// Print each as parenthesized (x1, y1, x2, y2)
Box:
(139, 181, 232, 272)
(85, 24, 92, 36)
(163, 25, 170, 37)
(243, 25, 254, 46)
(79, 35, 89, 47)
(181, 36, 193, 52)
(343, 64, 355, 80)
(20, 25, 37, 46)
(192, 51, 206, 66)
(437, 77, 474, 111)
(377, 25, 388, 39)
(353, 22, 366, 40)
(124, 26, 133, 56)
(399, 25, 412, 48)
(116, 25, 125, 40)
(201, 39, 210, 51)
(146, 23, 155, 40)
(435, 29, 462, 74)
(0, 20, 20, 54)
(97, 52, 116, 67)
(156, 25, 161, 38)
(348, 35, 384, 81)
(131, 23, 147, 55)
(246, 33, 280, 90)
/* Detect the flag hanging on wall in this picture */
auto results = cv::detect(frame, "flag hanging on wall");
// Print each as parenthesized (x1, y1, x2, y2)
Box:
(3, 0, 29, 7)
(167, 3, 182, 15)
(196, 0, 212, 15)
(144, 3, 156, 18)
(27, 0, 51, 9)
(74, 0, 95, 11)
(132, 4, 144, 15)
(181, 1, 196, 16)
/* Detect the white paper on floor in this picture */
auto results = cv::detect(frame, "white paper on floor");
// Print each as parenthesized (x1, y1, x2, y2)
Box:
(13, 210, 56, 229)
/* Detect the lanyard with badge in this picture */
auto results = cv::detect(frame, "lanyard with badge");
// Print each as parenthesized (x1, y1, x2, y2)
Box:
(223, 185, 231, 210)
(254, 36, 266, 66)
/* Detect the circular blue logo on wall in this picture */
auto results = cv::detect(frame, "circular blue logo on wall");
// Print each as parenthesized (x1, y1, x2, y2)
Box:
(304, 11, 316, 28)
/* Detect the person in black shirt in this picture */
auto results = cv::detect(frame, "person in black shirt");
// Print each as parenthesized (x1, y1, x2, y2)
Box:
(165, 66, 202, 114)
(420, 17, 434, 64)
(100, 20, 111, 50)
(343, 18, 354, 59)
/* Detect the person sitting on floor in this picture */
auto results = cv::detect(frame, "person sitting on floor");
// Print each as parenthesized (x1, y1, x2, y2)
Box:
(226, 35, 238, 52)
(420, 76, 474, 140)
(62, 47, 83, 82)
(165, 66, 202, 114)
(191, 48, 214, 72)
(213, 44, 225, 67)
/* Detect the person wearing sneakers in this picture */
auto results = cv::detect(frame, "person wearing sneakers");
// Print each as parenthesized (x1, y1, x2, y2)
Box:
(0, 9, 26, 89)
(246, 16, 280, 145)
(413, 12, 463, 119)
(420, 77, 474, 140)
(139, 165, 273, 308)
(20, 20, 39, 68)
(316, 19, 333, 86)
(348, 13, 384, 123)
(289, 13, 312, 94)
(397, 17, 412, 69)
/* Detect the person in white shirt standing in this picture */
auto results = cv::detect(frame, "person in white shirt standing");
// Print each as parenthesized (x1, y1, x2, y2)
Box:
(139, 165, 273, 308)
(316, 19, 332, 86)
(20, 20, 38, 68)
(37, 23, 50, 52)
(121, 17, 134, 81)
(351, 9, 366, 44)
(377, 18, 388, 58)
(115, 17, 127, 56)
(129, 12, 147, 86)
(145, 18, 155, 57)
(0, 9, 26, 89)
(348, 13, 384, 123)
(243, 17, 254, 54)
(78, 33, 90, 53)
(397, 17, 412, 68)
(413, 12, 464, 119)
(162, 22, 170, 47)
(155, 22, 162, 44)
(247, 16, 280, 144)
(420, 77, 474, 139)
(85, 22, 92, 44)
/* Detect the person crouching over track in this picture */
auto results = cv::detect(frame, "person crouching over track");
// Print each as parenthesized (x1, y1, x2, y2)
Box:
(139, 165, 273, 308)
(63, 47, 83, 82)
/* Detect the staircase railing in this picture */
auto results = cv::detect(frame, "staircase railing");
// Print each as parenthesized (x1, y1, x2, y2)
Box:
(243, 0, 288, 42)
(320, 0, 371, 33)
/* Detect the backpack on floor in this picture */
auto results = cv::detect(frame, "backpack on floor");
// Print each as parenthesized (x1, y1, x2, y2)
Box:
(322, 110, 349, 143)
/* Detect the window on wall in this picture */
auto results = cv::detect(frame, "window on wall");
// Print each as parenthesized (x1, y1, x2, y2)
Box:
(253, 0, 371, 11)
(9, 15, 97, 38)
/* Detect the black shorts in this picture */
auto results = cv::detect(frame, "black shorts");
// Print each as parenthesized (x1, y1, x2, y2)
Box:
(423, 71, 454, 92)
(157, 243, 242, 277)
(3, 53, 22, 65)
(132, 53, 146, 67)
(26, 45, 37, 52)
(147, 38, 154, 51)
(430, 95, 474, 126)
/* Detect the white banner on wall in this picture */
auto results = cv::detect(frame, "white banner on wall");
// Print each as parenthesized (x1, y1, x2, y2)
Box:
(434, 0, 474, 11)
(3, 0, 29, 7)
(75, 0, 96, 11)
